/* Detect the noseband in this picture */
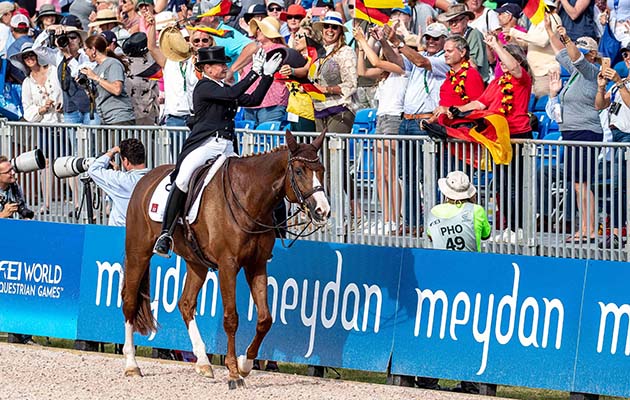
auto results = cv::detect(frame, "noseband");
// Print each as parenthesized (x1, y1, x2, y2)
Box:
(287, 152, 325, 207)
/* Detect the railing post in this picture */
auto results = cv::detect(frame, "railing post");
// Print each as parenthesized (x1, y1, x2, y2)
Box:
(156, 128, 170, 165)
(76, 127, 88, 158)
(625, 145, 630, 260)
(522, 142, 537, 255)
(422, 138, 437, 247)
(241, 131, 255, 156)
(0, 118, 11, 156)
(328, 135, 345, 242)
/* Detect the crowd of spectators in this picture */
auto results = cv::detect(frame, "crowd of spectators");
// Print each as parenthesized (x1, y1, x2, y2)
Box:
(0, 0, 627, 245)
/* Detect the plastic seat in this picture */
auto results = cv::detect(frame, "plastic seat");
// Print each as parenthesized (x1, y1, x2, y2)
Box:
(253, 121, 282, 154)
(534, 95, 549, 112)
(528, 93, 536, 112)
(235, 119, 255, 130)
(354, 108, 377, 133)
(255, 121, 282, 131)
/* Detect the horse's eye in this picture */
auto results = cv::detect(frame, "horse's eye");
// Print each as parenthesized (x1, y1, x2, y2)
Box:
(295, 167, 303, 176)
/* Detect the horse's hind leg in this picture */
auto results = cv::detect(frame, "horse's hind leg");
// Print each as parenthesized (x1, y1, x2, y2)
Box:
(121, 248, 153, 377)
(178, 262, 214, 378)
(238, 259, 272, 378)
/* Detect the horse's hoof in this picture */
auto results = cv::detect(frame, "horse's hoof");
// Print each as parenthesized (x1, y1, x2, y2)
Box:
(237, 355, 254, 377)
(124, 367, 143, 377)
(228, 378, 246, 390)
(195, 364, 215, 378)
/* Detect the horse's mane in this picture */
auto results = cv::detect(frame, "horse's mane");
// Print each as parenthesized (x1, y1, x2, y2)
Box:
(239, 145, 288, 159)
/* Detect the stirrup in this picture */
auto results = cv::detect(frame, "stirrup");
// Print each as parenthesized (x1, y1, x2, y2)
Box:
(152, 233, 173, 258)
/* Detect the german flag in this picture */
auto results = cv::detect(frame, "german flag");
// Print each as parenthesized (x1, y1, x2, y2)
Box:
(423, 110, 512, 168)
(355, 0, 390, 26)
(136, 62, 163, 80)
(197, 0, 241, 17)
(187, 25, 234, 38)
(364, 0, 404, 8)
(523, 0, 546, 25)
(301, 82, 326, 102)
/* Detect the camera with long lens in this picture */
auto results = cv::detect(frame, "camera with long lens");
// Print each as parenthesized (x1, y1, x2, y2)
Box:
(11, 149, 46, 173)
(53, 156, 96, 179)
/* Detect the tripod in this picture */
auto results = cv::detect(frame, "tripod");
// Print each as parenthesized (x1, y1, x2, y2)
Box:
(76, 173, 100, 224)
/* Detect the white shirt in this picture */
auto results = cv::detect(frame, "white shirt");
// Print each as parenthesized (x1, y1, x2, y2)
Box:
(469, 8, 500, 35)
(402, 51, 449, 114)
(22, 65, 63, 123)
(608, 82, 630, 133)
(0, 23, 14, 57)
(163, 58, 199, 117)
(375, 72, 408, 116)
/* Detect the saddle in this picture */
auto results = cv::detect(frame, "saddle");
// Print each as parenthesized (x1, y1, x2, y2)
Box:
(148, 155, 228, 270)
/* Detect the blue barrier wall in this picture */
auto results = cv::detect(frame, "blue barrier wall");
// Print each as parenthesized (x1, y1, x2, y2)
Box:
(1, 220, 630, 396)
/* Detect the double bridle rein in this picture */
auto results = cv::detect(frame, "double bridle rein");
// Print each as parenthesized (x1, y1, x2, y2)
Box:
(222, 150, 326, 244)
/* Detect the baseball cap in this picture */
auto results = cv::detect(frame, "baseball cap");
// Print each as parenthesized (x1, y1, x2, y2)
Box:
(575, 36, 598, 52)
(268, 0, 285, 8)
(392, 5, 412, 16)
(135, 0, 155, 9)
(496, 3, 522, 18)
(60, 14, 83, 29)
(101, 30, 118, 46)
(10, 13, 29, 29)
(424, 22, 448, 38)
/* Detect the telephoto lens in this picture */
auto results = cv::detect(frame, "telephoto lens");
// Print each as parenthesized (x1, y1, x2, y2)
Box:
(53, 156, 96, 179)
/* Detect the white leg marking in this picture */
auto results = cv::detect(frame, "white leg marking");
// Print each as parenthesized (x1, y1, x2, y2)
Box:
(238, 355, 254, 376)
(188, 318, 211, 366)
(312, 175, 330, 220)
(123, 321, 139, 371)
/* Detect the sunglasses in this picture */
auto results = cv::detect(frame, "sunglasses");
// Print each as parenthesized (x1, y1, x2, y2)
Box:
(267, 6, 282, 12)
(623, 52, 630, 59)
(67, 34, 80, 40)
(347, 4, 355, 8)
(192, 37, 210, 44)
(22, 52, 36, 60)
(286, 15, 302, 20)
(322, 23, 340, 30)
(0, 167, 14, 174)
(448, 16, 466, 25)
(295, 33, 307, 39)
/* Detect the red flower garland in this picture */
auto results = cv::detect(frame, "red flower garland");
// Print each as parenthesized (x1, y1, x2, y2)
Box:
(498, 72, 514, 115)
(447, 61, 470, 102)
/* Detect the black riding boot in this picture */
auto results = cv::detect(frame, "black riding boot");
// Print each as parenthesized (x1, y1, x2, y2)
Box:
(153, 185, 186, 258)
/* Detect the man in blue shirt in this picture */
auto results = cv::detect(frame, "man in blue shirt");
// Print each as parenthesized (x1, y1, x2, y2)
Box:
(87, 138, 149, 227)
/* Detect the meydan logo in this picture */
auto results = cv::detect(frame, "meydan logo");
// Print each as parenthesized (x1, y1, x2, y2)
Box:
(0, 259, 64, 298)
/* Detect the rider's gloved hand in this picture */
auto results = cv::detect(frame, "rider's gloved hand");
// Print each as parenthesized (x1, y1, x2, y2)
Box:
(251, 48, 265, 75)
(262, 52, 283, 76)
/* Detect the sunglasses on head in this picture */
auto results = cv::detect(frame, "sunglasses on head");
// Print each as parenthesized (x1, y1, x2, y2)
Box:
(623, 51, 630, 59)
(268, 5, 282, 12)
(295, 33, 307, 39)
(322, 23, 340, 30)
(192, 37, 210, 44)
(286, 14, 302, 20)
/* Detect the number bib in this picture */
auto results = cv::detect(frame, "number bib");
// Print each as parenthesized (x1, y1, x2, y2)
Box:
(427, 202, 478, 252)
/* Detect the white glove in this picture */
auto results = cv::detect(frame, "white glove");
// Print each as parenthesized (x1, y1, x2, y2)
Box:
(251, 48, 265, 75)
(263, 52, 283, 76)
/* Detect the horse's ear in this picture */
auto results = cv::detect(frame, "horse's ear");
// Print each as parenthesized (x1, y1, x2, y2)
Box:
(285, 129, 299, 152)
(311, 128, 327, 151)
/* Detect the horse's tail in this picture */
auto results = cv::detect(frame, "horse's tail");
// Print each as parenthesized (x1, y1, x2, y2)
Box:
(121, 258, 157, 336)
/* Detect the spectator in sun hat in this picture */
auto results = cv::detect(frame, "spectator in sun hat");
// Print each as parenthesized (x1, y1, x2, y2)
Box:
(120, 0, 141, 34)
(439, 3, 490, 81)
(237, 3, 267, 36)
(122, 31, 160, 125)
(88, 8, 123, 34)
(266, 0, 289, 37)
(280, 3, 305, 45)
(35, 4, 61, 34)
(0, 1, 16, 56)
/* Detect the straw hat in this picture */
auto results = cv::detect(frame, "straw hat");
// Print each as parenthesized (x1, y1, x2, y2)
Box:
(313, 11, 348, 32)
(249, 16, 283, 39)
(438, 171, 476, 201)
(159, 25, 192, 61)
(437, 4, 475, 23)
(88, 9, 122, 27)
(0, 2, 14, 16)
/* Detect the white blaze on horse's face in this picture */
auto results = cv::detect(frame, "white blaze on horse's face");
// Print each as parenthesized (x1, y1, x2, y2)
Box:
(311, 174, 330, 225)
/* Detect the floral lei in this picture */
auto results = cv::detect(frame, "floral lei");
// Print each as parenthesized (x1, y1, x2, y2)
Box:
(447, 61, 469, 102)
(498, 72, 514, 115)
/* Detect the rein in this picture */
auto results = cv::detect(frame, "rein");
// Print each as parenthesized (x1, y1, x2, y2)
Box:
(221, 151, 326, 245)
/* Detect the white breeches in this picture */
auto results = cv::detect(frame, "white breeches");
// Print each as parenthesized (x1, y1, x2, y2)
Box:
(174, 136, 236, 192)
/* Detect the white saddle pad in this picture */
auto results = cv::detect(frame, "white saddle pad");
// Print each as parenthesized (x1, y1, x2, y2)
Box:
(148, 154, 227, 224)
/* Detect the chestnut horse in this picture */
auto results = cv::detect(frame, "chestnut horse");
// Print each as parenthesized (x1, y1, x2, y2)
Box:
(121, 130, 329, 388)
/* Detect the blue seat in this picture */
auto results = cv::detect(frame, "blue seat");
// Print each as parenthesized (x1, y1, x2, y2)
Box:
(255, 121, 282, 131)
(253, 121, 283, 154)
(533, 111, 549, 138)
(528, 93, 536, 112)
(539, 132, 563, 168)
(235, 107, 245, 122)
(354, 108, 377, 133)
(534, 95, 549, 112)
(235, 119, 255, 130)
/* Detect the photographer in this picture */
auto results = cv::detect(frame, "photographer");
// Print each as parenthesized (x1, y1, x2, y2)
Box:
(87, 139, 149, 226)
(32, 15, 102, 126)
(80, 35, 135, 125)
(0, 156, 34, 220)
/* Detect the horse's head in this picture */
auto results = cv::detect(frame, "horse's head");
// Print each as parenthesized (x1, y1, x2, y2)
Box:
(284, 129, 330, 226)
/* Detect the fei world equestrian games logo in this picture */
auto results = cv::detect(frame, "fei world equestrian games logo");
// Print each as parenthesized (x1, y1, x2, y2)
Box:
(0, 259, 64, 298)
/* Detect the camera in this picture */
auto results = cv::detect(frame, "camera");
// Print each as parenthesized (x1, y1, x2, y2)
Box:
(76, 72, 90, 88)
(11, 149, 46, 173)
(53, 156, 96, 179)
(0, 184, 34, 219)
(49, 32, 69, 48)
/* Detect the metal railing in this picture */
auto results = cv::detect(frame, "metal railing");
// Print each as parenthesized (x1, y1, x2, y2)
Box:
(1, 119, 628, 261)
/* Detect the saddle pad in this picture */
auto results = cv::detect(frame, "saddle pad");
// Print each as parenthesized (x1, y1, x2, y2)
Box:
(148, 154, 227, 224)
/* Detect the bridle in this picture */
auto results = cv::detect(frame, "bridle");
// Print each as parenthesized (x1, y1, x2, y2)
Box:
(222, 149, 327, 245)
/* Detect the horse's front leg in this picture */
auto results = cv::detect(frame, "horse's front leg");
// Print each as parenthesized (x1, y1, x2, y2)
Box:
(178, 262, 214, 378)
(238, 259, 272, 378)
(219, 264, 245, 389)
